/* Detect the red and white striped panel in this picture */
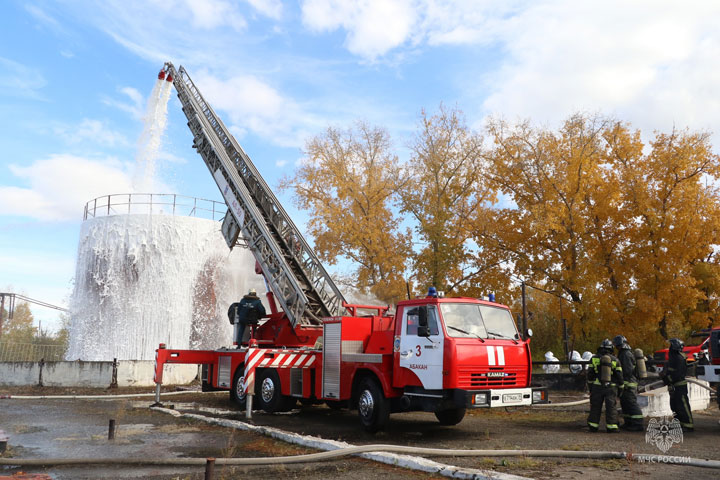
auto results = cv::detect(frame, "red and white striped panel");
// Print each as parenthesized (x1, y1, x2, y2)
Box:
(242, 347, 264, 394)
(243, 350, 319, 393)
(153, 350, 159, 384)
(258, 352, 316, 369)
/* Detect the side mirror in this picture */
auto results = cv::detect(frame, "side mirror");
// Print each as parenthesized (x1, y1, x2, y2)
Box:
(417, 307, 430, 337)
(418, 307, 428, 327)
(526, 328, 533, 338)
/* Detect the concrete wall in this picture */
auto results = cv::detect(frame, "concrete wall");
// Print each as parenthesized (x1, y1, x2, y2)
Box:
(0, 361, 199, 388)
(638, 379, 711, 417)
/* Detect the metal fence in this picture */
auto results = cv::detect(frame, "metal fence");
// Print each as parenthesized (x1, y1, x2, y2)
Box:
(0, 342, 67, 362)
(83, 193, 227, 221)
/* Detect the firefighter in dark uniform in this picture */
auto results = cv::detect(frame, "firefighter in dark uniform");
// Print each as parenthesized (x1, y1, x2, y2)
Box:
(587, 338, 623, 432)
(227, 288, 266, 346)
(612, 335, 644, 431)
(661, 338, 694, 432)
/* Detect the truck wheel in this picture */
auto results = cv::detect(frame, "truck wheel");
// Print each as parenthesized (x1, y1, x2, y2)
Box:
(230, 364, 247, 408)
(357, 378, 389, 433)
(435, 408, 466, 426)
(257, 369, 295, 413)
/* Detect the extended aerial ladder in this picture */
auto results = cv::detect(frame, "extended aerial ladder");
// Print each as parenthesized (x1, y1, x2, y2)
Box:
(160, 62, 346, 328)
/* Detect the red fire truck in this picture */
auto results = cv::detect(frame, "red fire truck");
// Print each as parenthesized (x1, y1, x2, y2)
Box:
(153, 63, 547, 432)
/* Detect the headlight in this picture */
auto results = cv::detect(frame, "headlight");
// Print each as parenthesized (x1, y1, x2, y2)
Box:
(473, 393, 488, 405)
(532, 390, 545, 403)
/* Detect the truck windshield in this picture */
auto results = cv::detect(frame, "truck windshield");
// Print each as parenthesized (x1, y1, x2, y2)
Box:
(439, 303, 519, 340)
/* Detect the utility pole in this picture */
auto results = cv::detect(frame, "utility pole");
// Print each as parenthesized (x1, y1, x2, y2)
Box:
(521, 281, 527, 340)
(0, 293, 5, 338)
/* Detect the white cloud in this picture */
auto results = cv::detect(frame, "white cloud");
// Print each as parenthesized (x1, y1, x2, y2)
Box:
(0, 57, 47, 99)
(477, 1, 720, 136)
(245, 0, 283, 20)
(102, 86, 145, 119)
(297, 0, 720, 140)
(24, 4, 66, 35)
(54, 119, 129, 147)
(195, 71, 310, 146)
(301, 0, 418, 61)
(183, 0, 247, 31)
(0, 154, 135, 221)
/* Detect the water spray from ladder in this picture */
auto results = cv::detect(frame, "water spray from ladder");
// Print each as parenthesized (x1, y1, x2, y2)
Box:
(132, 76, 173, 192)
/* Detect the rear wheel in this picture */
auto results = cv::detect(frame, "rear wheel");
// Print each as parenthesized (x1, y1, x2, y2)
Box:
(257, 369, 295, 413)
(434, 407, 466, 426)
(230, 364, 247, 408)
(357, 378, 389, 433)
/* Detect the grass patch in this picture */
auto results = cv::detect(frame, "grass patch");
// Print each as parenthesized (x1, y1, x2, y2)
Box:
(575, 458, 628, 471)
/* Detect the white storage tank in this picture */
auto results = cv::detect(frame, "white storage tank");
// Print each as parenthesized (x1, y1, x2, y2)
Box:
(67, 194, 265, 361)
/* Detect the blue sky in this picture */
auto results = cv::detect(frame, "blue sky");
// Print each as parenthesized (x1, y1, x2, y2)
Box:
(2, 0, 720, 331)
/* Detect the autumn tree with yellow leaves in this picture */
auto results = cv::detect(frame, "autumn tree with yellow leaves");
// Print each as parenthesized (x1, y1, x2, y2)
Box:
(476, 114, 720, 350)
(400, 105, 507, 298)
(282, 109, 720, 352)
(281, 122, 412, 304)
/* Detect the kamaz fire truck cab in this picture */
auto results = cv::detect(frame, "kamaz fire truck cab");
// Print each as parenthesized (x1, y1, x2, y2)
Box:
(393, 296, 538, 410)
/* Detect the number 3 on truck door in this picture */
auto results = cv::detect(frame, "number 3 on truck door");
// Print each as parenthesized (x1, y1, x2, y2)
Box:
(399, 305, 444, 389)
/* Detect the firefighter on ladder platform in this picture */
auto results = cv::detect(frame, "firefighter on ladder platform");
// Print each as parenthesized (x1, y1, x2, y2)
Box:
(228, 288, 266, 347)
(612, 335, 645, 431)
(661, 338, 694, 432)
(587, 339, 623, 433)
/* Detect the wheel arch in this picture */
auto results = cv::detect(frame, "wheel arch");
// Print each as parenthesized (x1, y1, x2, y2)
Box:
(350, 366, 396, 407)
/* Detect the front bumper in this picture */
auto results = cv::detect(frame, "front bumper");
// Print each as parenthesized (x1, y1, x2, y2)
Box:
(455, 387, 548, 408)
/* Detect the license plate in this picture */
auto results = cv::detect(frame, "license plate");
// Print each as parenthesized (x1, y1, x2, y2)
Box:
(503, 393, 522, 403)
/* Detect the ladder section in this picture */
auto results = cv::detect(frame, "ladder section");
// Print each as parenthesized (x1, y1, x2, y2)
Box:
(164, 62, 346, 327)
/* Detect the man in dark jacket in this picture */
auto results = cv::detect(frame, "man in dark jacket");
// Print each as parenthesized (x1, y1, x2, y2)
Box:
(587, 339, 624, 432)
(613, 335, 644, 431)
(228, 288, 266, 347)
(661, 338, 694, 432)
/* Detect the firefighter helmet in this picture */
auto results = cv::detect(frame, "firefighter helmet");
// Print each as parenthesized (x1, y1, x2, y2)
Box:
(599, 338, 613, 353)
(612, 335, 628, 349)
(668, 338, 684, 352)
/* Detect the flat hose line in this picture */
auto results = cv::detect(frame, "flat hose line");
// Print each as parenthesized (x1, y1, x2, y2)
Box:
(1, 445, 719, 469)
(0, 390, 224, 400)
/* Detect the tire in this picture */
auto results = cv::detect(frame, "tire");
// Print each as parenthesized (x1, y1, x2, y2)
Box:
(257, 369, 295, 413)
(230, 363, 247, 408)
(357, 378, 390, 433)
(434, 407, 466, 426)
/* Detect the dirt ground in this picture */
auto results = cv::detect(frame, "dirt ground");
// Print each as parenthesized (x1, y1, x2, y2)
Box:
(1, 386, 719, 480)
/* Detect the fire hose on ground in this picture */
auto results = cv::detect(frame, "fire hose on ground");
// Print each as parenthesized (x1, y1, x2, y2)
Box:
(0, 390, 223, 400)
(1, 444, 719, 469)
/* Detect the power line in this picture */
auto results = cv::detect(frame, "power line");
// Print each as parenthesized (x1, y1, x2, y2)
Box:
(0, 293, 68, 313)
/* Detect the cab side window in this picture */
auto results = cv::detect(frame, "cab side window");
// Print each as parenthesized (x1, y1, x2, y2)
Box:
(405, 306, 439, 336)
